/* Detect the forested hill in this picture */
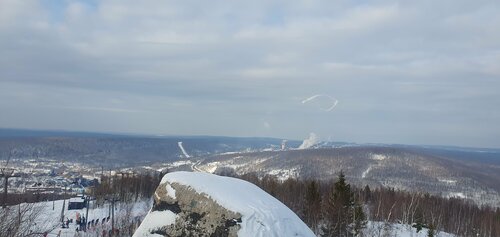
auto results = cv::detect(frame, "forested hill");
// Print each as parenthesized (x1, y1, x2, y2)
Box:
(0, 129, 298, 165)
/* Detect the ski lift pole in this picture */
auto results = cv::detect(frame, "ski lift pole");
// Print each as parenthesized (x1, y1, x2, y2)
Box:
(85, 196, 90, 231)
(61, 185, 67, 223)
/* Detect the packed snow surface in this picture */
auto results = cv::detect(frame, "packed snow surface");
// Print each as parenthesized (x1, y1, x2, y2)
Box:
(177, 141, 190, 158)
(158, 171, 315, 237)
(366, 222, 456, 237)
(28, 198, 150, 236)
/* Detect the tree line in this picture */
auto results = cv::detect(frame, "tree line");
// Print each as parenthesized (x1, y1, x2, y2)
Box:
(234, 172, 500, 237)
(91, 171, 162, 204)
(2, 169, 498, 236)
(0, 171, 162, 237)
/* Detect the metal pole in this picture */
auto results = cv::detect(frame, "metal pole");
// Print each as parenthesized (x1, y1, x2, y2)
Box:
(61, 186, 66, 223)
(111, 198, 115, 236)
(108, 197, 111, 216)
(85, 196, 90, 231)
(3, 176, 8, 208)
(18, 203, 21, 226)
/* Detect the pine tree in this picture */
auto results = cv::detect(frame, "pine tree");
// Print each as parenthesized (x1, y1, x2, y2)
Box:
(322, 171, 354, 237)
(362, 185, 371, 202)
(413, 222, 424, 233)
(352, 199, 367, 236)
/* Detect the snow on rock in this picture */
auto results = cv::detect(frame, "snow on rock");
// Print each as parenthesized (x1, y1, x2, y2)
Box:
(133, 171, 315, 237)
(135, 210, 177, 237)
(165, 184, 176, 199)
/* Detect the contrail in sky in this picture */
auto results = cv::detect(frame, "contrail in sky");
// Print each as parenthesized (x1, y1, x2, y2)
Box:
(301, 94, 338, 111)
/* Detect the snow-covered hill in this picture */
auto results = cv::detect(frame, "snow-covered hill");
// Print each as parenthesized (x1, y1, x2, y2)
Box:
(199, 147, 500, 207)
(133, 171, 315, 237)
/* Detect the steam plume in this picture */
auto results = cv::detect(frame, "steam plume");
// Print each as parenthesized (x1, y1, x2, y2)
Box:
(299, 133, 319, 149)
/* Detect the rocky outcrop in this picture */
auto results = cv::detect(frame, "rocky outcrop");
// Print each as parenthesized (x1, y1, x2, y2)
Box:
(150, 182, 242, 236)
(133, 171, 315, 237)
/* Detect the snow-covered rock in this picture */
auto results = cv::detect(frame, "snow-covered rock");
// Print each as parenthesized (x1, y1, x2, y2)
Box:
(133, 171, 315, 237)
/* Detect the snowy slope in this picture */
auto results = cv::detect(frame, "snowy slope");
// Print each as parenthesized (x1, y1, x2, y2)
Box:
(29, 199, 150, 237)
(366, 222, 456, 237)
(134, 171, 315, 237)
(177, 141, 190, 158)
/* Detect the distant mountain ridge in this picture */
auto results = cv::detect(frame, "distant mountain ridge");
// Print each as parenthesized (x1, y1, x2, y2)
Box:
(1, 128, 499, 207)
(0, 129, 300, 166)
(0, 128, 134, 138)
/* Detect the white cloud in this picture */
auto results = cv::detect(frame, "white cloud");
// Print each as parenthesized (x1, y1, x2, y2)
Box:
(0, 0, 499, 147)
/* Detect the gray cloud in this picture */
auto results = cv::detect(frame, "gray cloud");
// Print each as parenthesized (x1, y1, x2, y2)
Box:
(0, 0, 499, 148)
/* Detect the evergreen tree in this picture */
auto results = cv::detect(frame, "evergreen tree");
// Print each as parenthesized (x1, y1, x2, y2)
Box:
(362, 185, 371, 202)
(413, 222, 424, 233)
(352, 199, 367, 236)
(322, 171, 354, 237)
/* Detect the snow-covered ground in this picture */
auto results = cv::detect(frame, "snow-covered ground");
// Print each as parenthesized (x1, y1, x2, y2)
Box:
(26, 198, 151, 236)
(361, 165, 372, 178)
(8, 179, 458, 237)
(268, 167, 300, 181)
(371, 154, 387, 161)
(177, 142, 190, 158)
(134, 171, 315, 237)
(365, 222, 456, 237)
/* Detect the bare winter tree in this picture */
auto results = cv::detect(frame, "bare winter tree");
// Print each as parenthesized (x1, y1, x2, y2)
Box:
(0, 202, 57, 237)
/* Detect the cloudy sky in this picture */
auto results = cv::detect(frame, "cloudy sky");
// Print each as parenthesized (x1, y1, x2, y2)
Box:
(1, 0, 499, 148)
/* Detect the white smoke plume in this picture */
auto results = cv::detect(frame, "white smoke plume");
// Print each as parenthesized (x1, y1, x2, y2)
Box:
(301, 94, 338, 111)
(299, 133, 320, 149)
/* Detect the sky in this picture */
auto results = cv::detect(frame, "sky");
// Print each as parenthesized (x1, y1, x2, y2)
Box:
(0, 0, 499, 148)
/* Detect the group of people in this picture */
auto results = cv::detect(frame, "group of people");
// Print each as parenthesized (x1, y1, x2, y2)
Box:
(74, 212, 111, 232)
